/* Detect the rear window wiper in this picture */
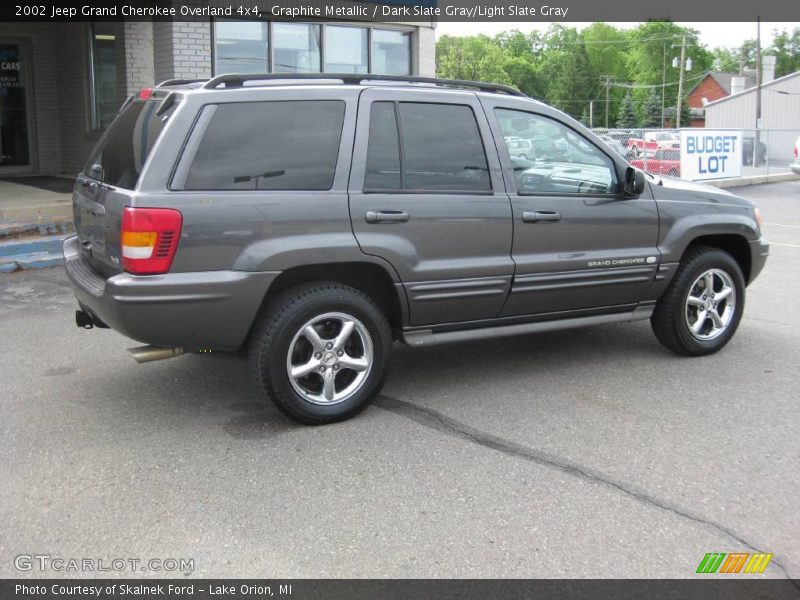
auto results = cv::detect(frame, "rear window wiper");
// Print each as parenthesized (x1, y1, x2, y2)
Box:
(233, 170, 286, 184)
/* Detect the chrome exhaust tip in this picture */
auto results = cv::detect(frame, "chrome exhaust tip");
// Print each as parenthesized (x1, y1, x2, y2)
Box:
(128, 345, 185, 363)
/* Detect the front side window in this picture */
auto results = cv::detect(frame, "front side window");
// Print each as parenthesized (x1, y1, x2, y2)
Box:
(90, 22, 118, 130)
(183, 100, 344, 191)
(364, 102, 490, 192)
(214, 20, 268, 74)
(495, 108, 618, 195)
(273, 22, 321, 73)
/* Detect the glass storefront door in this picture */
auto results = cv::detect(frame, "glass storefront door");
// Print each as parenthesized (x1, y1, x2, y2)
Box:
(0, 42, 32, 172)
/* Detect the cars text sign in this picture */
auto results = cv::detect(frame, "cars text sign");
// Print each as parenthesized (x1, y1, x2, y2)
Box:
(680, 130, 742, 181)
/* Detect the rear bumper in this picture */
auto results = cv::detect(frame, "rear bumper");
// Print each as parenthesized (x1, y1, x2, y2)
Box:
(63, 235, 278, 350)
(748, 236, 769, 284)
(790, 162, 800, 175)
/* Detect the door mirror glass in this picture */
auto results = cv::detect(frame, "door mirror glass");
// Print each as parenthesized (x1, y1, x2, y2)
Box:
(623, 166, 646, 196)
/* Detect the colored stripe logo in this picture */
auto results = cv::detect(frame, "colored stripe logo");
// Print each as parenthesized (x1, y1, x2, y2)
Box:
(697, 552, 772, 574)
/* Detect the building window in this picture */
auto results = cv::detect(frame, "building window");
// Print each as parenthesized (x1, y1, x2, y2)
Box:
(371, 29, 411, 76)
(325, 26, 368, 74)
(89, 22, 118, 130)
(273, 22, 321, 73)
(214, 20, 268, 74)
(213, 21, 412, 77)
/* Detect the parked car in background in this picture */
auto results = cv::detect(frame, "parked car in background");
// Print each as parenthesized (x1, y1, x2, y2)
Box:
(792, 134, 800, 175)
(626, 136, 659, 157)
(645, 131, 680, 150)
(742, 136, 768, 166)
(505, 136, 534, 160)
(599, 135, 629, 159)
(630, 149, 681, 177)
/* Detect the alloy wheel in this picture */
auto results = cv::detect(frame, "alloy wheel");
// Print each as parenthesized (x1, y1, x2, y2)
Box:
(286, 312, 373, 405)
(684, 268, 736, 341)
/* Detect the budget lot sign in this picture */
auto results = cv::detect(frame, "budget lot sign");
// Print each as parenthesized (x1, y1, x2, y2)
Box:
(680, 130, 742, 181)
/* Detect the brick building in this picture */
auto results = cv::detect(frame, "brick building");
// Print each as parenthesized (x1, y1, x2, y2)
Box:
(685, 70, 760, 127)
(0, 15, 435, 176)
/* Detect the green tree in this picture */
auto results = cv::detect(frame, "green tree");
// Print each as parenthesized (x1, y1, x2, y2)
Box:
(625, 22, 712, 122)
(538, 25, 595, 118)
(436, 35, 513, 85)
(616, 92, 638, 128)
(678, 94, 692, 129)
(771, 27, 800, 77)
(642, 88, 662, 127)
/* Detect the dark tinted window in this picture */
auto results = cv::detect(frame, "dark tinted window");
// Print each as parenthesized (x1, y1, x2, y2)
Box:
(365, 102, 401, 190)
(184, 100, 344, 190)
(398, 103, 490, 191)
(85, 100, 167, 189)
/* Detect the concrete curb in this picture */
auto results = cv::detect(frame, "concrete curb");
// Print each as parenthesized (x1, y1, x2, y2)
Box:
(0, 234, 67, 273)
(706, 172, 800, 189)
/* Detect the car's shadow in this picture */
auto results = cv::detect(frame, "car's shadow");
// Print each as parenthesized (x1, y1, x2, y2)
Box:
(81, 320, 668, 438)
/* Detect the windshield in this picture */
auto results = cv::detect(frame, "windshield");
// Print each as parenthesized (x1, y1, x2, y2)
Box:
(84, 99, 168, 189)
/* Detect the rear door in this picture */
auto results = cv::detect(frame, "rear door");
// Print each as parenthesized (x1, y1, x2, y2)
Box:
(75, 98, 168, 276)
(348, 88, 514, 326)
(481, 97, 660, 317)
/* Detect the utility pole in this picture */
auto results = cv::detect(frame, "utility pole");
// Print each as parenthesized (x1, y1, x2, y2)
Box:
(674, 36, 688, 129)
(661, 43, 667, 127)
(600, 75, 612, 128)
(589, 100, 594, 129)
(755, 17, 762, 165)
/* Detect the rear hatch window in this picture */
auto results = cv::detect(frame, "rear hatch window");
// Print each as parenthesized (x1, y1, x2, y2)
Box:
(84, 99, 167, 189)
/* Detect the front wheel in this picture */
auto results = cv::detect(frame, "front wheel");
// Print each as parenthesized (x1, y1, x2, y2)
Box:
(651, 247, 746, 356)
(249, 283, 392, 424)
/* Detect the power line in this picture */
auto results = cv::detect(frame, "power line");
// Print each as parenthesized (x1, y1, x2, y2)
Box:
(606, 59, 741, 90)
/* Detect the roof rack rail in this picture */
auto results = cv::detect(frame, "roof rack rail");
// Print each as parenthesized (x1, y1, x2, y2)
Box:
(156, 78, 208, 88)
(201, 73, 526, 97)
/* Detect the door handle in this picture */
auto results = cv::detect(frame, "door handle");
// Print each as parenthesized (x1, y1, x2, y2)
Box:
(522, 210, 561, 223)
(365, 210, 410, 224)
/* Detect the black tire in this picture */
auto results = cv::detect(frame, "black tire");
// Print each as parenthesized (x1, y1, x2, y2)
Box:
(651, 246, 746, 356)
(248, 282, 392, 425)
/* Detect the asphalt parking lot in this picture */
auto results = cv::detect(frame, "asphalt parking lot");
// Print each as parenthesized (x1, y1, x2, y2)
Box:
(1, 181, 799, 579)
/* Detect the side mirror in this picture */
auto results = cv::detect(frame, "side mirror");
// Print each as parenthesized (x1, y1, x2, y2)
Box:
(622, 166, 646, 196)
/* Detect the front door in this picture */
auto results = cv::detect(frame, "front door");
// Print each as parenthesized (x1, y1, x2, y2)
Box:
(482, 99, 660, 317)
(0, 41, 33, 174)
(348, 88, 514, 327)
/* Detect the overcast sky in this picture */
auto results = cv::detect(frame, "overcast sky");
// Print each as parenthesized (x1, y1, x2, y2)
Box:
(435, 22, 800, 50)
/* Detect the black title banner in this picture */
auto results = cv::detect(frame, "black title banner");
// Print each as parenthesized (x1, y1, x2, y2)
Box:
(3, 579, 800, 600)
(4, 0, 800, 22)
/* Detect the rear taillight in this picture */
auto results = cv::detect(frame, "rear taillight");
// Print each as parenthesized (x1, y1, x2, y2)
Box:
(121, 207, 182, 275)
(138, 87, 154, 100)
(795, 144, 798, 158)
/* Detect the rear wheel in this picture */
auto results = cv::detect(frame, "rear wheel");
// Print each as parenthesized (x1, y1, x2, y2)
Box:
(651, 247, 745, 356)
(249, 283, 392, 424)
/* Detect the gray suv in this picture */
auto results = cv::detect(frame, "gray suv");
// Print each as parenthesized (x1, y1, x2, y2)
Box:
(64, 74, 769, 424)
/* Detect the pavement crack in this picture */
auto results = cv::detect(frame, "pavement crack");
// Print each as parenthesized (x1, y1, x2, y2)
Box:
(375, 394, 797, 583)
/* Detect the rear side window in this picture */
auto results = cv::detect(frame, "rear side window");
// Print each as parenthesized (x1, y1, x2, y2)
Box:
(364, 102, 401, 190)
(85, 100, 167, 189)
(364, 102, 490, 193)
(183, 100, 345, 191)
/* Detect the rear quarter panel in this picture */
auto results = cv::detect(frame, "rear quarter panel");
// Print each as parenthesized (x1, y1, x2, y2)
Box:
(134, 86, 380, 275)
